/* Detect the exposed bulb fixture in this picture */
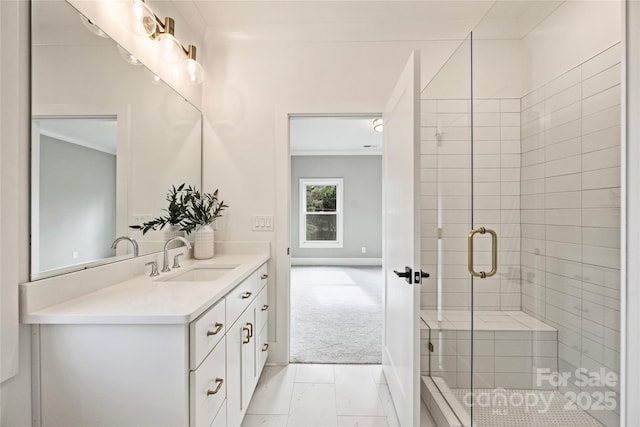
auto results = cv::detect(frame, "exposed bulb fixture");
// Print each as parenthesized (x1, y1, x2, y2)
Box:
(79, 15, 108, 38)
(117, 45, 142, 66)
(373, 118, 383, 133)
(130, 1, 205, 84)
(182, 45, 204, 84)
(154, 17, 183, 64)
(131, 0, 156, 36)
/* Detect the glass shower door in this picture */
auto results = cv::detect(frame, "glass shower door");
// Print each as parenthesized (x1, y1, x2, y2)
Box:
(419, 34, 475, 425)
(468, 2, 623, 425)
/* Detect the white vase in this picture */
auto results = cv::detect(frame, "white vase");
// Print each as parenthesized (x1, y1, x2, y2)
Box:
(194, 224, 215, 259)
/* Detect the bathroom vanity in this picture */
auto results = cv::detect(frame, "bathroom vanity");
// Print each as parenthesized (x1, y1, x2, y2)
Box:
(21, 251, 269, 427)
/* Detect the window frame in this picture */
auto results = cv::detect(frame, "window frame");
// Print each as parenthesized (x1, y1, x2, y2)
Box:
(299, 178, 344, 249)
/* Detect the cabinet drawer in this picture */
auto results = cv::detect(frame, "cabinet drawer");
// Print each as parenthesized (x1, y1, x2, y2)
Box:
(256, 287, 269, 333)
(190, 299, 226, 370)
(190, 338, 226, 427)
(258, 323, 268, 374)
(258, 262, 268, 290)
(225, 273, 258, 329)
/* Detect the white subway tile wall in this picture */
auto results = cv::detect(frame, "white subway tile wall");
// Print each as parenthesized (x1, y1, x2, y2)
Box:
(520, 43, 621, 427)
(420, 97, 521, 311)
(419, 43, 620, 427)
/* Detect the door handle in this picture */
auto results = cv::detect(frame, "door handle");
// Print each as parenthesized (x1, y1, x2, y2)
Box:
(468, 227, 498, 279)
(393, 266, 412, 284)
(413, 270, 430, 284)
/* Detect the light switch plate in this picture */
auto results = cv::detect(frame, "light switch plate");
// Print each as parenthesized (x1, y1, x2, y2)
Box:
(252, 214, 274, 231)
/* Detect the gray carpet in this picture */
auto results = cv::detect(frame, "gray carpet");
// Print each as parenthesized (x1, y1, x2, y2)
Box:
(290, 266, 383, 364)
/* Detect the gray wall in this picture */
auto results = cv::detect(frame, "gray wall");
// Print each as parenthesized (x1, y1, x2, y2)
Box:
(39, 135, 116, 272)
(291, 155, 382, 259)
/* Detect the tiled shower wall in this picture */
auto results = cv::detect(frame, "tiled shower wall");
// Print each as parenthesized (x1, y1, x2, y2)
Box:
(420, 98, 522, 310)
(419, 43, 621, 426)
(520, 44, 621, 426)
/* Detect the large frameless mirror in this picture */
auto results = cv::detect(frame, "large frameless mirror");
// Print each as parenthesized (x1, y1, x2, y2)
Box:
(30, 0, 202, 280)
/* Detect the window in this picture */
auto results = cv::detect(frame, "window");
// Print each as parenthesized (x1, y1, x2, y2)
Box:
(299, 178, 343, 248)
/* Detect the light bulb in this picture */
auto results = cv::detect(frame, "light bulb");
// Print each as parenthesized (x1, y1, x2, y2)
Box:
(156, 32, 183, 64)
(132, 0, 156, 36)
(182, 58, 204, 84)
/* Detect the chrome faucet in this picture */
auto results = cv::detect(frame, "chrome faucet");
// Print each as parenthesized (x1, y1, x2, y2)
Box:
(162, 236, 192, 273)
(111, 236, 139, 257)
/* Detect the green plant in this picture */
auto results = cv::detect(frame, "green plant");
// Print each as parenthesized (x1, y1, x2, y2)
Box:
(129, 184, 228, 235)
(129, 183, 193, 235)
(181, 188, 228, 234)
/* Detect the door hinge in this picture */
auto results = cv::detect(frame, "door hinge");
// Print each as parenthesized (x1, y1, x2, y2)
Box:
(287, 247, 290, 255)
(428, 342, 434, 352)
(437, 227, 442, 239)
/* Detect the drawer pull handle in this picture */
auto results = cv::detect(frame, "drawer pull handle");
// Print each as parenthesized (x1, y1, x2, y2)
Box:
(261, 304, 269, 311)
(261, 274, 268, 280)
(206, 323, 223, 336)
(242, 326, 251, 344)
(207, 378, 224, 396)
(262, 343, 269, 352)
(246, 322, 254, 338)
(241, 292, 252, 299)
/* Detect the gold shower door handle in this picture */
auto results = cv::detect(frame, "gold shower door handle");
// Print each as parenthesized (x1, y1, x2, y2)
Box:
(468, 227, 498, 279)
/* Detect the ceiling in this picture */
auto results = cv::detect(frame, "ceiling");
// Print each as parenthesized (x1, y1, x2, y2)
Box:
(290, 116, 383, 156)
(174, 0, 565, 43)
(187, 1, 495, 42)
(37, 118, 118, 155)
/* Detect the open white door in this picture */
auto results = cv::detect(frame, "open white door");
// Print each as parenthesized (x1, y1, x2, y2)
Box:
(382, 51, 421, 427)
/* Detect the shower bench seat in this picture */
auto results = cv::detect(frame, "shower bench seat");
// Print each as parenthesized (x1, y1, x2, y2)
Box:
(420, 310, 558, 390)
(420, 310, 559, 426)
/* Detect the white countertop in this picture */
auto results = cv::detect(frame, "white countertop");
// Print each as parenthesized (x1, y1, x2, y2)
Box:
(22, 253, 269, 325)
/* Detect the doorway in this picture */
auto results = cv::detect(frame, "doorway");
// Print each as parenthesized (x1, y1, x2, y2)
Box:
(288, 115, 384, 364)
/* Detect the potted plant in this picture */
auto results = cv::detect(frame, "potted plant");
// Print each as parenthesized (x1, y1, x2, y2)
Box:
(130, 184, 227, 259)
(182, 188, 228, 259)
(130, 184, 192, 240)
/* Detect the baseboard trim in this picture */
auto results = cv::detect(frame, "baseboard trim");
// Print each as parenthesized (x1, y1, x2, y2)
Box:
(291, 257, 382, 266)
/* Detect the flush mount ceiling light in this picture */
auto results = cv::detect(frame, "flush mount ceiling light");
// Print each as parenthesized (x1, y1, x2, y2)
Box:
(372, 118, 383, 133)
(130, 0, 205, 84)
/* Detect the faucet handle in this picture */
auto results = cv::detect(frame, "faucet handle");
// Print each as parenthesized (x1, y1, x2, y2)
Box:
(145, 261, 159, 277)
(172, 253, 184, 269)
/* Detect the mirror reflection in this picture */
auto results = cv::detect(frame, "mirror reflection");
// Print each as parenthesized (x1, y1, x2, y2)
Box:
(30, 0, 202, 280)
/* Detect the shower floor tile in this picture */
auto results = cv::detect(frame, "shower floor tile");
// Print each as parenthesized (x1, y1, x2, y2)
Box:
(450, 388, 605, 427)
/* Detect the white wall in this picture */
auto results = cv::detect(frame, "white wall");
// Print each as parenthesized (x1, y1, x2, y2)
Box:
(0, 0, 30, 424)
(522, 0, 622, 96)
(201, 38, 461, 362)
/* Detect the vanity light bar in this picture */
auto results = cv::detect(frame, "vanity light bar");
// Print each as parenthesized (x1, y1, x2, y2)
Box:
(133, 0, 204, 83)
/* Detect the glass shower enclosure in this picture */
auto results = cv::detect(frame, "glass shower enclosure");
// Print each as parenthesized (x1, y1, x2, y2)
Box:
(419, 2, 622, 426)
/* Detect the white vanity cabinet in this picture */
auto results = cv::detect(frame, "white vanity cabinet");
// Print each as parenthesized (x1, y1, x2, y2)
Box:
(226, 263, 269, 427)
(37, 260, 269, 427)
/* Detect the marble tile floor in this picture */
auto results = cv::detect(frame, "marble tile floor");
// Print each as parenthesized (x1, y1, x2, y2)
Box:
(243, 363, 437, 427)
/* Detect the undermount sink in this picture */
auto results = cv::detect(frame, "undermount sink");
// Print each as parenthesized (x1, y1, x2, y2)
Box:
(160, 265, 239, 282)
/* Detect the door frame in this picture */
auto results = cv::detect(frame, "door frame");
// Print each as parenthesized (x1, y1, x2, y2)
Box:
(273, 109, 385, 365)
